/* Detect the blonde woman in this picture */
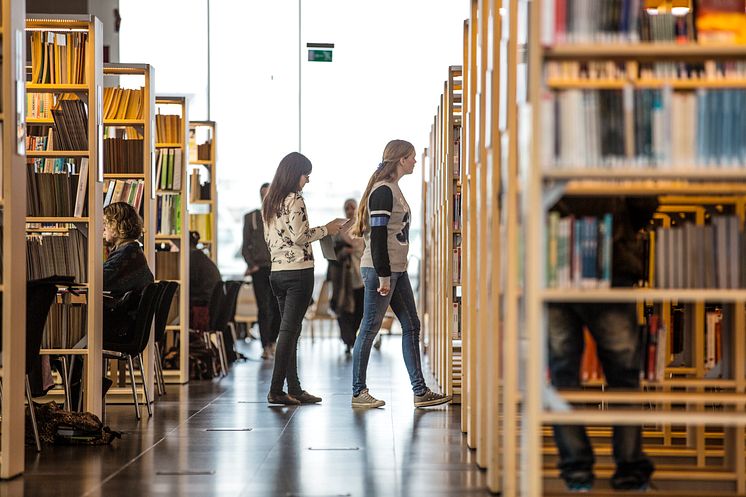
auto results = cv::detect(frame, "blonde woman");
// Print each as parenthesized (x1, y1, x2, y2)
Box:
(351, 139, 451, 408)
(263, 152, 346, 405)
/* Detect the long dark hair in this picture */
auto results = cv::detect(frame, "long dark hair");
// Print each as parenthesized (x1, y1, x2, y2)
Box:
(262, 152, 313, 224)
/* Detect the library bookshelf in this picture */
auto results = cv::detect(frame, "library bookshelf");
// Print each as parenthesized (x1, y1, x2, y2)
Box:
(155, 95, 189, 384)
(520, 3, 746, 497)
(102, 62, 155, 403)
(25, 14, 104, 418)
(423, 66, 463, 404)
(1, 0, 26, 479)
(188, 120, 217, 263)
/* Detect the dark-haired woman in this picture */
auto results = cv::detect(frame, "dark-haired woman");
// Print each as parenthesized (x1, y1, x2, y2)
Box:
(263, 152, 346, 405)
(351, 139, 451, 409)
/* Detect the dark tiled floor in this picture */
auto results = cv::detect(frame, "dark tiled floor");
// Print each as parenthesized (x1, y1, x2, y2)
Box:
(9, 336, 490, 497)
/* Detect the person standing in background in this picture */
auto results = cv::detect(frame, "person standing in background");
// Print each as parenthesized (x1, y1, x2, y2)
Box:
(329, 198, 365, 355)
(243, 182, 280, 360)
(263, 152, 346, 405)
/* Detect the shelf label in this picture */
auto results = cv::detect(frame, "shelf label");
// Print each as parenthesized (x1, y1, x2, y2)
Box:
(308, 49, 333, 62)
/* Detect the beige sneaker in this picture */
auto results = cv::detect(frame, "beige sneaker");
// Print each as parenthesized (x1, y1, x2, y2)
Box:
(414, 389, 451, 408)
(351, 389, 385, 408)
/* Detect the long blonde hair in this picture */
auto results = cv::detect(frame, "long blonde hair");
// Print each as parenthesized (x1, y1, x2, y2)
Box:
(352, 139, 414, 237)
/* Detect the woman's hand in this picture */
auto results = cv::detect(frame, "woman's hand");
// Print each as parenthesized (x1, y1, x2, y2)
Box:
(377, 276, 391, 296)
(325, 218, 348, 236)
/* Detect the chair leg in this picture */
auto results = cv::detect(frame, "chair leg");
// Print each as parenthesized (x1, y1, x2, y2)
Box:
(25, 375, 42, 452)
(137, 354, 153, 417)
(126, 355, 141, 420)
(154, 342, 165, 396)
(59, 355, 72, 411)
(216, 332, 229, 377)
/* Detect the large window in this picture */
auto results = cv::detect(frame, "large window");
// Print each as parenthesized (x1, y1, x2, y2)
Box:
(121, 0, 467, 280)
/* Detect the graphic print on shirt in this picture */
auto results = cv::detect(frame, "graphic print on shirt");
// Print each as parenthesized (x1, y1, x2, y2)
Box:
(396, 211, 410, 245)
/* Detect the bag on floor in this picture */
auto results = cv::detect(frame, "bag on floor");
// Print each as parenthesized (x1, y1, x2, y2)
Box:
(188, 330, 221, 380)
(25, 401, 121, 446)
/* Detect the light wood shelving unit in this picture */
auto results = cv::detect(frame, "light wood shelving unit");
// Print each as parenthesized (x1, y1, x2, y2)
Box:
(187, 120, 217, 263)
(25, 14, 104, 418)
(1, 0, 27, 479)
(423, 66, 463, 405)
(155, 95, 189, 384)
(102, 62, 156, 404)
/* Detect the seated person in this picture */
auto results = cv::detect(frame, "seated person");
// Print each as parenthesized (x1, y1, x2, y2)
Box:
(70, 202, 154, 407)
(189, 230, 222, 331)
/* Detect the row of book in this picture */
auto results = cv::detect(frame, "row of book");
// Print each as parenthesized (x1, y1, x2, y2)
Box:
(41, 297, 87, 349)
(103, 87, 145, 120)
(546, 60, 746, 83)
(26, 231, 88, 283)
(196, 140, 212, 161)
(452, 302, 461, 340)
(103, 138, 144, 173)
(156, 148, 183, 191)
(29, 31, 88, 84)
(544, 88, 746, 168)
(51, 96, 89, 151)
(189, 171, 212, 201)
(27, 93, 55, 119)
(26, 159, 88, 217)
(546, 212, 613, 289)
(452, 245, 462, 284)
(542, 0, 745, 44)
(103, 179, 145, 211)
(157, 195, 182, 235)
(647, 216, 744, 289)
(155, 250, 180, 281)
(189, 213, 213, 242)
(156, 115, 182, 144)
(453, 127, 461, 178)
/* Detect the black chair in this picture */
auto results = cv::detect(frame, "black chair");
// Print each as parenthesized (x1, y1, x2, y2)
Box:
(152, 281, 178, 396)
(103, 283, 161, 420)
(25, 276, 73, 451)
(217, 281, 243, 364)
(207, 281, 243, 375)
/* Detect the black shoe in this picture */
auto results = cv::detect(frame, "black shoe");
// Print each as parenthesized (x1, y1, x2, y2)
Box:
(610, 472, 651, 491)
(290, 391, 322, 404)
(267, 392, 300, 405)
(562, 470, 594, 492)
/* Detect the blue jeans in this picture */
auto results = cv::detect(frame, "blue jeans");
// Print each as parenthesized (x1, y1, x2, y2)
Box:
(352, 268, 427, 396)
(548, 303, 654, 483)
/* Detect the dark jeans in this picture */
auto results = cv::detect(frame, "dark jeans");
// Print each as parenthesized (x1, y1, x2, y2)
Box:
(548, 303, 654, 483)
(269, 268, 314, 396)
(338, 287, 364, 348)
(253, 266, 281, 348)
(352, 269, 427, 396)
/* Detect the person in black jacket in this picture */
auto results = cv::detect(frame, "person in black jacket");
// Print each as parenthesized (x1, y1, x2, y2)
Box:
(548, 196, 657, 492)
(71, 202, 154, 408)
(189, 230, 222, 331)
(242, 182, 280, 359)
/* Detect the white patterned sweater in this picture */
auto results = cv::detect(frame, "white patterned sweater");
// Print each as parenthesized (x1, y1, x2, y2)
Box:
(264, 192, 328, 271)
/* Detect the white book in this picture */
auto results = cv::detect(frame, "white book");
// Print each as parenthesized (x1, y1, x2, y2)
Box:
(172, 148, 183, 191)
(73, 158, 88, 217)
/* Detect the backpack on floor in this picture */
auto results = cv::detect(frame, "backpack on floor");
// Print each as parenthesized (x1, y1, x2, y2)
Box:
(25, 401, 121, 446)
(188, 330, 221, 380)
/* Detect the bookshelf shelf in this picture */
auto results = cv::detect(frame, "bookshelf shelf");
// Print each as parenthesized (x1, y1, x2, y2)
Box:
(104, 119, 146, 126)
(543, 410, 746, 427)
(39, 348, 89, 355)
(541, 288, 746, 303)
(544, 169, 746, 180)
(104, 173, 146, 179)
(26, 83, 89, 93)
(190, 159, 213, 165)
(26, 117, 54, 124)
(547, 78, 746, 90)
(26, 150, 89, 158)
(156, 95, 190, 385)
(165, 325, 180, 331)
(544, 43, 746, 60)
(191, 199, 211, 205)
(26, 217, 90, 223)
(562, 181, 746, 196)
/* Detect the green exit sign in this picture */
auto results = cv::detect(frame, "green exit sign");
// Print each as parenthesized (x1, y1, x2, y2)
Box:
(308, 49, 332, 62)
(307, 43, 334, 62)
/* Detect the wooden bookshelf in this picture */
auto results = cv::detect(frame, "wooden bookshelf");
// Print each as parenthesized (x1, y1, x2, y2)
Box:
(25, 14, 104, 418)
(1, 0, 27, 479)
(519, 4, 746, 497)
(423, 66, 462, 405)
(155, 95, 189, 384)
(188, 120, 217, 263)
(103, 63, 156, 405)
